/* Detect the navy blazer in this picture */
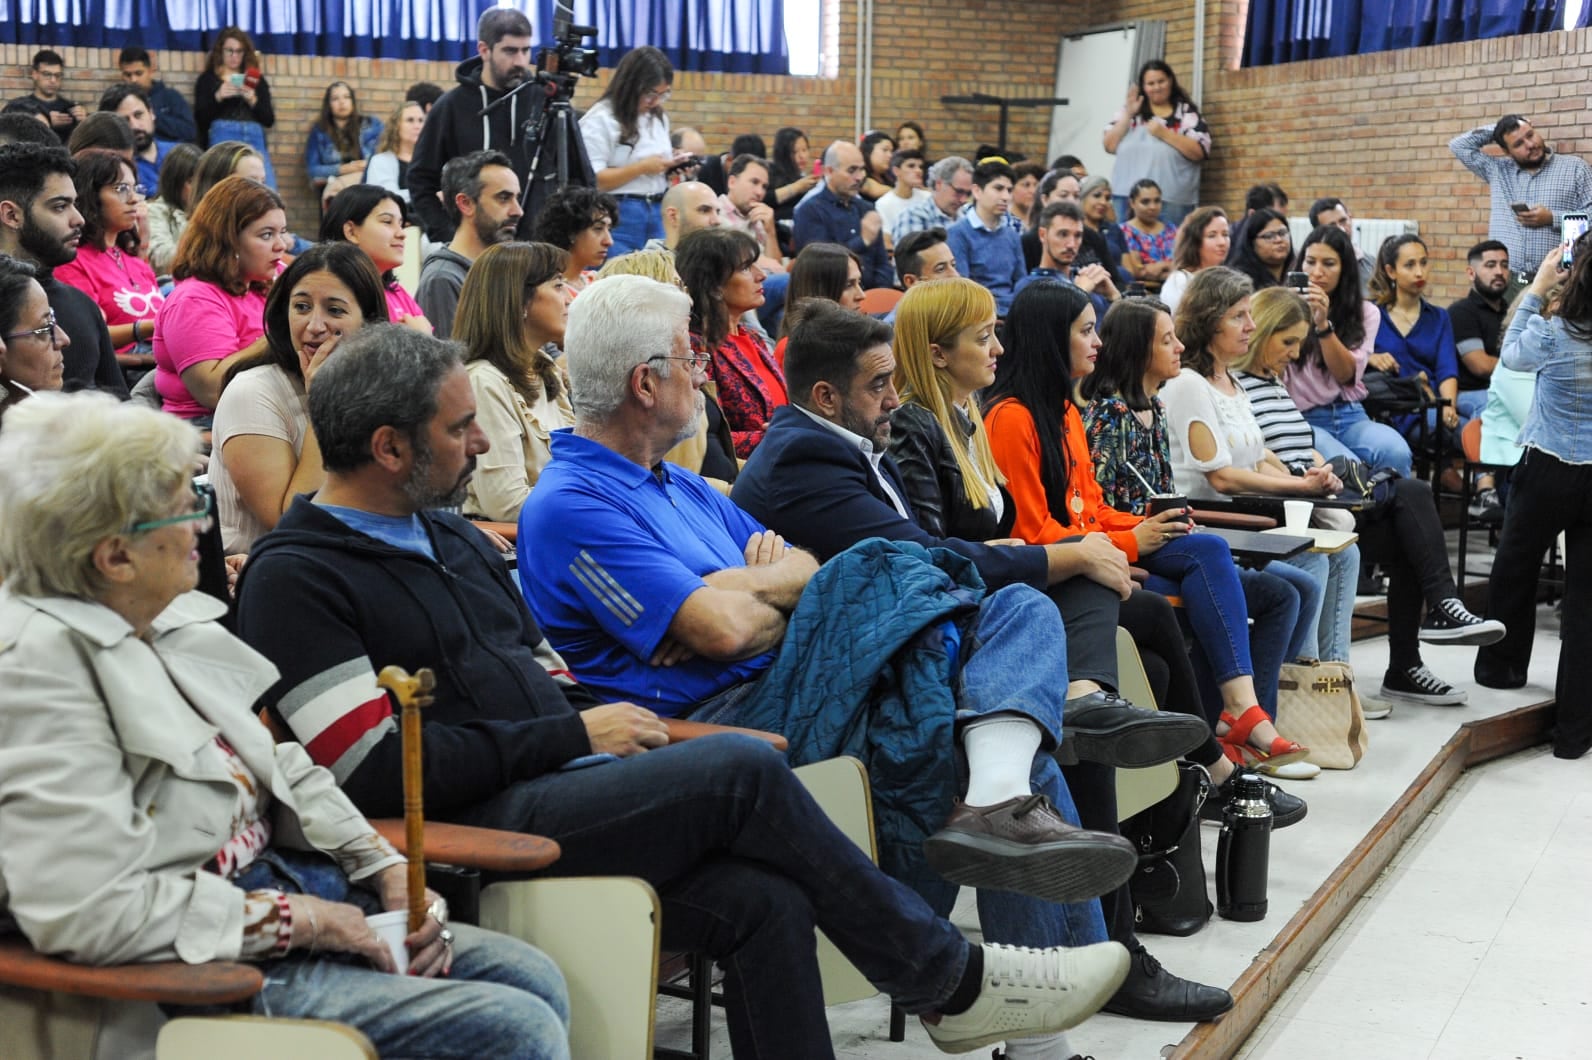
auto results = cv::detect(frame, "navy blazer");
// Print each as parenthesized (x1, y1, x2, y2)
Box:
(732, 405, 1049, 589)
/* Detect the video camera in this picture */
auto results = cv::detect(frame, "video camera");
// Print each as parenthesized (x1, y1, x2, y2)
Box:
(537, 18, 599, 88)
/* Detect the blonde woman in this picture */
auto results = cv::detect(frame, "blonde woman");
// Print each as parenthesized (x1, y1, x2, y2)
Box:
(453, 242, 575, 522)
(365, 99, 425, 203)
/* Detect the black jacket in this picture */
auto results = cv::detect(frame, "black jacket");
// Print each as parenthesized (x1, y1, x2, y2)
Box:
(193, 70, 274, 147)
(887, 402, 1017, 543)
(732, 404, 1048, 589)
(45, 272, 127, 397)
(235, 498, 595, 818)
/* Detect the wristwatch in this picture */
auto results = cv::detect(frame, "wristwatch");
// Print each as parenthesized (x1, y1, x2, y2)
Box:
(1316, 319, 1335, 338)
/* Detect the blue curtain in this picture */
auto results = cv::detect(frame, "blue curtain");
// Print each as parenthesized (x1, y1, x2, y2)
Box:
(1, 0, 789, 68)
(536, 0, 789, 74)
(1245, 0, 1563, 67)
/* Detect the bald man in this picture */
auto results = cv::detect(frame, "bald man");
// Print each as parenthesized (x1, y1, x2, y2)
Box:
(648, 180, 722, 251)
(791, 140, 892, 288)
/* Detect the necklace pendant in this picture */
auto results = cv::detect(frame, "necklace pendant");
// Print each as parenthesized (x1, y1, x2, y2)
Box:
(1070, 492, 1084, 515)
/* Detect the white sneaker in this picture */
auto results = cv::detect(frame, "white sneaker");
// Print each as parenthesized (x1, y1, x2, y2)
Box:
(1254, 758, 1321, 780)
(923, 941, 1129, 1054)
(1360, 696, 1393, 720)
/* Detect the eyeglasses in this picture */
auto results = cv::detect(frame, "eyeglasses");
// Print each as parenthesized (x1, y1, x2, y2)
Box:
(1256, 229, 1291, 242)
(3, 309, 59, 345)
(111, 182, 149, 202)
(647, 352, 711, 372)
(643, 89, 672, 104)
(128, 481, 215, 535)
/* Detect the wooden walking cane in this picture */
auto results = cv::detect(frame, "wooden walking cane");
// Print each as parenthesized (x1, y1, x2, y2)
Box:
(376, 665, 437, 934)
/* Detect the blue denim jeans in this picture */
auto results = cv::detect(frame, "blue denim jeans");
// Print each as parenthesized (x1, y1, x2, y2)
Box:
(1190, 565, 1300, 720)
(1278, 544, 1360, 662)
(443, 734, 972, 1059)
(1302, 400, 1413, 477)
(208, 119, 277, 189)
(239, 923, 570, 1059)
(611, 196, 664, 257)
(1139, 532, 1254, 685)
(1264, 557, 1325, 662)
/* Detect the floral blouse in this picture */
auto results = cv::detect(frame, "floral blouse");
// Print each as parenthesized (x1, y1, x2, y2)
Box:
(1122, 222, 1180, 264)
(1082, 393, 1176, 515)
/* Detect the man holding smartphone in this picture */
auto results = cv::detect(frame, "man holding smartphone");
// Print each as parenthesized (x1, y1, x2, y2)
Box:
(1449, 115, 1592, 275)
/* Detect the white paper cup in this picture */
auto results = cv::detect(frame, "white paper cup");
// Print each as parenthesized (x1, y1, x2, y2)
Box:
(1283, 500, 1313, 533)
(366, 910, 410, 974)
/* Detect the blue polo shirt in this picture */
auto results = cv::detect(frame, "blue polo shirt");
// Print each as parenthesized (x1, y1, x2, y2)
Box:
(517, 429, 776, 714)
(135, 140, 176, 200)
(791, 183, 894, 289)
(944, 211, 1026, 315)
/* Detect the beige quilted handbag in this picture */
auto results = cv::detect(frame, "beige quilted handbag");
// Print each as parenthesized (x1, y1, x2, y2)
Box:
(1275, 660, 1368, 769)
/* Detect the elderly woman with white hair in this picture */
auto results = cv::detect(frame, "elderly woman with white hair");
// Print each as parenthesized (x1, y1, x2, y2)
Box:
(0, 392, 572, 1059)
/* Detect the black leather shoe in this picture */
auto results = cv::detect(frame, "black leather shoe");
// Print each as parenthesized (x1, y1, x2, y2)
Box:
(1101, 948, 1234, 1023)
(1199, 770, 1307, 829)
(1054, 691, 1209, 769)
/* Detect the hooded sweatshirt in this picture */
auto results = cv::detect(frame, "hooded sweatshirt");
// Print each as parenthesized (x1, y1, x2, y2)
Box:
(234, 498, 595, 819)
(408, 56, 537, 244)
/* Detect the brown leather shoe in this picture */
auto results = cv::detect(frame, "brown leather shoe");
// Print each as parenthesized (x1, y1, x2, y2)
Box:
(923, 794, 1137, 904)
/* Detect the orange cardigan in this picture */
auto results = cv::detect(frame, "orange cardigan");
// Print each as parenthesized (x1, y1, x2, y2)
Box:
(985, 397, 1145, 562)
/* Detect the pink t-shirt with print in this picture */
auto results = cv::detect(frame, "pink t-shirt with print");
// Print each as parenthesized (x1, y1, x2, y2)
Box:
(53, 243, 165, 354)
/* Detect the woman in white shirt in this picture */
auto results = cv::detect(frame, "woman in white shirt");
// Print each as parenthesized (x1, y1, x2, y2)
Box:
(1157, 205, 1229, 315)
(1160, 267, 1360, 667)
(453, 241, 576, 523)
(578, 46, 687, 257)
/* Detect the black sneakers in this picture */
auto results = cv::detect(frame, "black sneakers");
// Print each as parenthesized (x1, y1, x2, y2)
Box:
(1419, 598, 1506, 646)
(1380, 664, 1467, 706)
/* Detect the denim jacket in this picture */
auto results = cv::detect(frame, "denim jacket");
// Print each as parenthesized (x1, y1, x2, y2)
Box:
(1502, 292, 1592, 465)
(305, 117, 383, 182)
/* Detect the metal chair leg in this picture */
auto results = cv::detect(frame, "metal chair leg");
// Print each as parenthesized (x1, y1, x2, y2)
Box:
(890, 1001, 906, 1041)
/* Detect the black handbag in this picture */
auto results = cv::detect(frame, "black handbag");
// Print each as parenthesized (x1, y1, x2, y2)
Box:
(1119, 762, 1214, 937)
(1325, 454, 1401, 510)
(1360, 367, 1426, 419)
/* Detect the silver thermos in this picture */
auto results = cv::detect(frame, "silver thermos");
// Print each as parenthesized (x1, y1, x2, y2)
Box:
(1215, 772, 1272, 921)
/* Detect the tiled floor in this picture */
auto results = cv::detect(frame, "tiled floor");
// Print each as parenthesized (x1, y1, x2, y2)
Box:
(653, 535, 1570, 1059)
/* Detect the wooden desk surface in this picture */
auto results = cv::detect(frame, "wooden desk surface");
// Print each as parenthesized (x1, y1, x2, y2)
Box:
(1262, 526, 1359, 554)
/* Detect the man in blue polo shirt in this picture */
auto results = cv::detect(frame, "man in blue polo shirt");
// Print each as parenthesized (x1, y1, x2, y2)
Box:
(99, 84, 174, 194)
(791, 140, 893, 288)
(945, 159, 1026, 316)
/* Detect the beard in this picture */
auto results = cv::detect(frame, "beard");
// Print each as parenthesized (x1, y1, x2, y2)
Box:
(473, 208, 518, 245)
(669, 390, 707, 448)
(20, 212, 77, 269)
(400, 438, 474, 511)
(133, 128, 153, 152)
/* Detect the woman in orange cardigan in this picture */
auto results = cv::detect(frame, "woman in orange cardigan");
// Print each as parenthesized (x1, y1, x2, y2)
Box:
(983, 282, 1306, 772)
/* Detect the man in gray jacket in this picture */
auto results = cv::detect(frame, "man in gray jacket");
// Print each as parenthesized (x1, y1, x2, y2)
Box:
(415, 150, 523, 339)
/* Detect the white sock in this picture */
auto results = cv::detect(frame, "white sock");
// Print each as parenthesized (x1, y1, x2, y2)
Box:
(1003, 1031, 1072, 1059)
(961, 715, 1042, 806)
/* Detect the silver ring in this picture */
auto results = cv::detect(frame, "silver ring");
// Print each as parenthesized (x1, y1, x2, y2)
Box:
(439, 929, 455, 947)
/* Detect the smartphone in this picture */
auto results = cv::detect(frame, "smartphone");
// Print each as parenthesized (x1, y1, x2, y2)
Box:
(1511, 202, 1530, 214)
(1286, 270, 1310, 292)
(666, 154, 703, 174)
(1563, 212, 1588, 267)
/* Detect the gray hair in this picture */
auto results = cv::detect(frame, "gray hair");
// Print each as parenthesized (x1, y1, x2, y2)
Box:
(0, 392, 200, 599)
(310, 323, 464, 473)
(565, 274, 692, 423)
(928, 156, 973, 187)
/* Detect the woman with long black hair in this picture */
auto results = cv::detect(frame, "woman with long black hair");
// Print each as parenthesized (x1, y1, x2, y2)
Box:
(579, 46, 687, 256)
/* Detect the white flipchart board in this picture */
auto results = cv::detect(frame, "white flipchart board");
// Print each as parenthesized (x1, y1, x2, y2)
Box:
(1046, 24, 1145, 180)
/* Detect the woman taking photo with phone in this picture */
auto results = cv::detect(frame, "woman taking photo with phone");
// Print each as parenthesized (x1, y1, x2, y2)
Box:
(579, 46, 684, 256)
(1477, 242, 1592, 756)
(1285, 225, 1414, 477)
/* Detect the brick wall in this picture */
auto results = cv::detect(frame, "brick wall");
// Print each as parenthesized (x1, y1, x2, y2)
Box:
(1, 1, 1085, 238)
(1086, 0, 1592, 303)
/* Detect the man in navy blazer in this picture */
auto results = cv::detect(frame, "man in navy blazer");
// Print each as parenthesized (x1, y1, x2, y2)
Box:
(733, 300, 1238, 1026)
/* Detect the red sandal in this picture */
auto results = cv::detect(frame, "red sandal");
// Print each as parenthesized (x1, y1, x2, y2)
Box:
(1218, 705, 1309, 769)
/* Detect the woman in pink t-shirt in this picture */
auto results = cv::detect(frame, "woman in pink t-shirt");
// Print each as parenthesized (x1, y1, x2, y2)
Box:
(320, 185, 432, 333)
(54, 150, 165, 374)
(152, 175, 289, 422)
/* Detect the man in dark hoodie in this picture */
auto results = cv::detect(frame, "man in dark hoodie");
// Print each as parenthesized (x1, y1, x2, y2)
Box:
(410, 9, 590, 243)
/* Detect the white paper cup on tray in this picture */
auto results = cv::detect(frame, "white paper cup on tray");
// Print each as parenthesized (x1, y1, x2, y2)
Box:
(1283, 500, 1313, 533)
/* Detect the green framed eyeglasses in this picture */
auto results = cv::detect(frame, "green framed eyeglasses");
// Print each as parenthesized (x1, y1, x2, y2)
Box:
(128, 481, 214, 534)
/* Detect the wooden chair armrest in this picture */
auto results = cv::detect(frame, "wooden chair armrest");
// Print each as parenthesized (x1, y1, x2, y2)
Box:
(371, 821, 561, 875)
(664, 718, 789, 752)
(0, 935, 262, 1005)
(1190, 508, 1279, 531)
